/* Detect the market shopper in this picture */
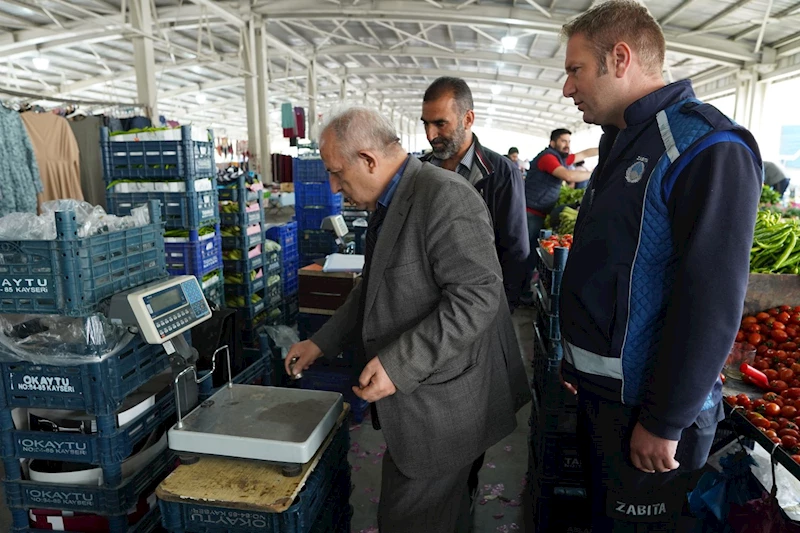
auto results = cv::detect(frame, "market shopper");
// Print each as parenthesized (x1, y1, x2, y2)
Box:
(764, 160, 791, 196)
(284, 106, 530, 533)
(419, 77, 530, 311)
(558, 1, 763, 531)
(525, 128, 597, 247)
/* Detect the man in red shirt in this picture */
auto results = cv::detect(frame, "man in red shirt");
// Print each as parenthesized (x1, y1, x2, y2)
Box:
(525, 128, 597, 247)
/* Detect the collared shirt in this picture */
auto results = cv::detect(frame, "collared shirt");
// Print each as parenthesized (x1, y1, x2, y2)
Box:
(377, 155, 410, 210)
(431, 141, 476, 180)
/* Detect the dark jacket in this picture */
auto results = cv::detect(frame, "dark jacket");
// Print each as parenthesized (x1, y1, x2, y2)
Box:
(421, 135, 530, 308)
(525, 147, 568, 214)
(560, 80, 762, 440)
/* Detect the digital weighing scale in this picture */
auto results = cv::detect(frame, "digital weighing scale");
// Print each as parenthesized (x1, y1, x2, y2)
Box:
(108, 276, 344, 475)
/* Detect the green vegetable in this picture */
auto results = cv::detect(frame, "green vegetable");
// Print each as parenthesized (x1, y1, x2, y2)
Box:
(556, 186, 586, 208)
(760, 184, 782, 205)
(750, 210, 800, 274)
(558, 207, 579, 235)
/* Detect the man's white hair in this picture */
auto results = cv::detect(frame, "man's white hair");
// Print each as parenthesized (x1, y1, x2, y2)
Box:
(321, 105, 400, 161)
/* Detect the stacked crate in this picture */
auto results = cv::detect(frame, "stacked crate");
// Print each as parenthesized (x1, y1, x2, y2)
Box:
(219, 175, 280, 345)
(0, 202, 175, 533)
(102, 126, 223, 307)
(528, 230, 591, 533)
(266, 221, 299, 325)
(293, 158, 342, 266)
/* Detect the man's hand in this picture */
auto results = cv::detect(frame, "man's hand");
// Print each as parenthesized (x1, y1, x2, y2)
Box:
(560, 360, 577, 395)
(283, 340, 323, 377)
(630, 422, 680, 474)
(353, 356, 397, 402)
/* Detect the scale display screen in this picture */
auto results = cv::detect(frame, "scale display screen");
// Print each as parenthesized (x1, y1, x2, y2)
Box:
(148, 287, 183, 315)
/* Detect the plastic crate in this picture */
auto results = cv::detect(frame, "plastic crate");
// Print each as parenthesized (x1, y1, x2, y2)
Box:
(299, 367, 369, 423)
(0, 335, 171, 416)
(106, 190, 219, 231)
(299, 230, 338, 257)
(4, 449, 175, 516)
(219, 206, 264, 228)
(282, 294, 299, 325)
(217, 186, 259, 203)
(158, 423, 349, 532)
(265, 222, 298, 257)
(295, 181, 343, 209)
(529, 411, 583, 485)
(530, 388, 578, 435)
(283, 265, 298, 296)
(266, 278, 282, 307)
(224, 273, 266, 298)
(0, 201, 165, 317)
(536, 244, 567, 297)
(292, 159, 328, 183)
(308, 469, 352, 533)
(101, 126, 214, 181)
(202, 276, 224, 309)
(536, 311, 561, 344)
(0, 386, 175, 465)
(296, 206, 342, 232)
(529, 480, 591, 533)
(9, 500, 163, 533)
(223, 252, 266, 274)
(221, 228, 264, 251)
(165, 235, 222, 278)
(534, 279, 559, 316)
(227, 296, 267, 321)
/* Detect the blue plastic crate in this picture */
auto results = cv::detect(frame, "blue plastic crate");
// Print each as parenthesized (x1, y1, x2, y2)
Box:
(536, 311, 560, 344)
(283, 265, 298, 296)
(217, 186, 259, 203)
(202, 274, 224, 309)
(535, 245, 567, 296)
(158, 423, 349, 532)
(9, 501, 163, 533)
(265, 250, 282, 275)
(0, 335, 171, 415)
(221, 228, 264, 251)
(266, 277, 282, 307)
(223, 252, 266, 274)
(296, 205, 342, 232)
(219, 207, 264, 228)
(265, 222, 297, 253)
(4, 448, 175, 515)
(0, 385, 175, 465)
(0, 201, 165, 317)
(299, 230, 337, 257)
(295, 181, 343, 209)
(299, 367, 368, 423)
(224, 274, 266, 298)
(227, 296, 267, 321)
(101, 126, 214, 181)
(106, 190, 219, 231)
(292, 159, 328, 183)
(165, 235, 222, 278)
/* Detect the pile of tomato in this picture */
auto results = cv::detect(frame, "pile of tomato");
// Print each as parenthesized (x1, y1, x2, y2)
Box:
(725, 390, 800, 462)
(736, 305, 800, 391)
(540, 234, 573, 255)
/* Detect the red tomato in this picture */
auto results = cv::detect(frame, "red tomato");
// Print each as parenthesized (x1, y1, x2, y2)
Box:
(755, 359, 771, 371)
(772, 421, 781, 430)
(772, 380, 790, 392)
(757, 312, 771, 322)
(754, 399, 768, 409)
(790, 314, 800, 325)
(743, 316, 758, 325)
(758, 345, 770, 355)
(792, 455, 800, 464)
(749, 333, 764, 346)
(779, 428, 800, 438)
(779, 312, 792, 324)
(787, 358, 797, 367)
(761, 324, 773, 334)
(787, 328, 799, 338)
(765, 392, 781, 402)
(754, 417, 772, 429)
(748, 324, 763, 333)
(770, 308, 782, 316)
(765, 402, 782, 417)
(781, 368, 795, 381)
(765, 369, 780, 381)
(783, 435, 799, 449)
(784, 388, 800, 399)
(782, 305, 793, 313)
(725, 395, 738, 406)
(782, 405, 798, 418)
(766, 429, 779, 439)
(792, 364, 800, 374)
(766, 317, 777, 327)
(735, 330, 745, 342)
(774, 322, 787, 331)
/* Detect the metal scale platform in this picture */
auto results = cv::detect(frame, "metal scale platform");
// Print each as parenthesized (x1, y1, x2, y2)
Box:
(109, 276, 343, 475)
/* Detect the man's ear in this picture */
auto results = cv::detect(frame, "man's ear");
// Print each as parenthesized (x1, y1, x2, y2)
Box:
(463, 109, 475, 130)
(358, 150, 378, 172)
(611, 42, 633, 78)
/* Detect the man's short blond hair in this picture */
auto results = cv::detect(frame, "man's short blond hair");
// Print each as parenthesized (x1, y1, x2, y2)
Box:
(562, 0, 665, 77)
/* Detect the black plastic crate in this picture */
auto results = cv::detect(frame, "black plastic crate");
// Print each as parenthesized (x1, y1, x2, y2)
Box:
(536, 310, 561, 344)
(299, 230, 337, 257)
(529, 480, 591, 533)
(529, 411, 584, 484)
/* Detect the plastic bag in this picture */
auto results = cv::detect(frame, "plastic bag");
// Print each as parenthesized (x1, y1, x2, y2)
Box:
(0, 212, 56, 240)
(265, 325, 299, 360)
(0, 313, 129, 364)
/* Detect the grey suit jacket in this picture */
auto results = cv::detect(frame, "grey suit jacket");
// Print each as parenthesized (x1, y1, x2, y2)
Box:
(311, 156, 530, 479)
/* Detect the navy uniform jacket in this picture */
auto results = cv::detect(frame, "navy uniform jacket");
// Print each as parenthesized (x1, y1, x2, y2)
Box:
(560, 80, 762, 440)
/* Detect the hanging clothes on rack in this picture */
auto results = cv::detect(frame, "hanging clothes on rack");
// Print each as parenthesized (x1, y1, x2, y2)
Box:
(20, 112, 83, 206)
(68, 115, 106, 209)
(294, 107, 306, 139)
(0, 105, 43, 217)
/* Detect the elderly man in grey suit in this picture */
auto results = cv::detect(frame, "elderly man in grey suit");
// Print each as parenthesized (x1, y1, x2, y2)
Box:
(284, 106, 529, 533)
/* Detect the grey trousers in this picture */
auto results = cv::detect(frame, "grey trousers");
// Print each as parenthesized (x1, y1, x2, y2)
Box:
(378, 449, 472, 533)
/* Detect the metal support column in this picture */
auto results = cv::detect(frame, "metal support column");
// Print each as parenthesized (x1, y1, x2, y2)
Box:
(129, 0, 158, 121)
(256, 22, 272, 181)
(308, 57, 319, 143)
(340, 78, 347, 101)
(243, 18, 260, 171)
(733, 69, 754, 128)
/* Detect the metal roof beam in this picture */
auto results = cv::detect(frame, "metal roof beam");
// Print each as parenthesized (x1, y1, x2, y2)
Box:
(338, 66, 564, 91)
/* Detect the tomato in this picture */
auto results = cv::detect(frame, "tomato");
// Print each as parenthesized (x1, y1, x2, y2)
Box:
(749, 333, 764, 346)
(765, 340, 777, 349)
(765, 392, 781, 401)
(754, 417, 772, 429)
(779, 312, 792, 324)
(735, 393, 751, 408)
(782, 305, 793, 312)
(772, 421, 781, 430)
(743, 316, 758, 325)
(787, 358, 797, 367)
(783, 436, 799, 449)
(765, 402, 782, 417)
(734, 331, 744, 343)
(758, 345, 770, 355)
(770, 308, 781, 316)
(790, 314, 800, 325)
(774, 322, 787, 331)
(755, 359, 771, 371)
(772, 330, 790, 343)
(765, 369, 780, 381)
(779, 428, 800, 438)
(754, 399, 768, 409)
(725, 395, 738, 406)
(766, 317, 777, 327)
(757, 312, 771, 322)
(784, 388, 800, 399)
(766, 429, 779, 439)
(781, 368, 795, 381)
(782, 405, 798, 418)
(761, 324, 773, 334)
(772, 380, 790, 391)
(748, 324, 762, 333)
(792, 455, 800, 464)
(787, 328, 799, 338)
